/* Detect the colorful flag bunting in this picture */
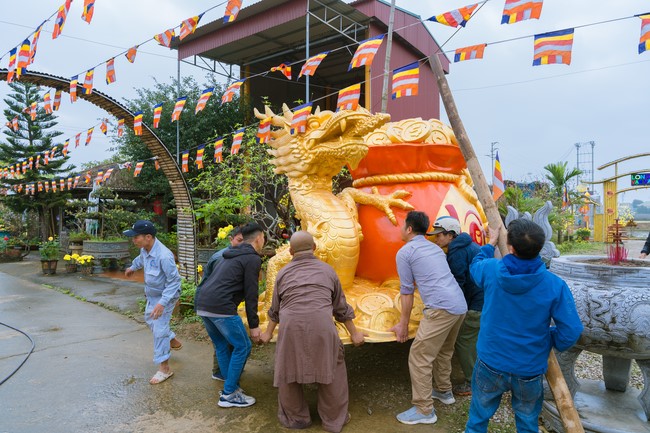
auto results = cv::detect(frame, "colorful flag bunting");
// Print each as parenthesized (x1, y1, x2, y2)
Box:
(125, 46, 138, 63)
(154, 159, 160, 170)
(62, 140, 69, 156)
(180, 14, 204, 40)
(83, 68, 95, 94)
(74, 175, 80, 188)
(181, 151, 189, 172)
(533, 28, 574, 66)
(67, 177, 73, 190)
(256, 117, 271, 144)
(70, 76, 78, 102)
(30, 22, 45, 64)
(82, 0, 95, 24)
(349, 35, 384, 70)
(95, 171, 104, 185)
(493, 151, 504, 201)
(44, 91, 52, 114)
(154, 29, 175, 47)
(427, 4, 478, 28)
(134, 161, 144, 177)
(271, 63, 292, 80)
(638, 14, 650, 54)
(231, 129, 244, 155)
(85, 171, 92, 184)
(502, 0, 543, 24)
(36, 155, 40, 169)
(85, 127, 94, 145)
(336, 83, 361, 111)
(44, 151, 49, 165)
(100, 119, 108, 134)
(52, 0, 72, 39)
(171, 97, 187, 122)
(291, 103, 312, 134)
(12, 117, 19, 131)
(52, 181, 57, 192)
(298, 52, 329, 79)
(117, 118, 125, 137)
(454, 44, 487, 62)
(106, 58, 116, 84)
(30, 102, 37, 121)
(44, 181, 49, 192)
(223, 0, 242, 23)
(60, 178, 65, 191)
(17, 39, 31, 78)
(28, 157, 33, 170)
(562, 185, 569, 208)
(391, 62, 419, 99)
(50, 146, 57, 160)
(103, 168, 114, 183)
(153, 103, 163, 128)
(214, 138, 224, 163)
(196, 145, 205, 169)
(133, 112, 143, 135)
(195, 88, 214, 114)
(221, 81, 243, 104)
(53, 90, 62, 111)
(75, 133, 81, 148)
(7, 48, 17, 84)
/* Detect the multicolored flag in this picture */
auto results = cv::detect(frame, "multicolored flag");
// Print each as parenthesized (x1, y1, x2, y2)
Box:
(67, 177, 73, 190)
(30, 22, 45, 64)
(298, 52, 329, 79)
(256, 117, 271, 144)
(53, 90, 62, 111)
(7, 48, 17, 84)
(35, 155, 41, 169)
(44, 181, 49, 192)
(100, 119, 108, 135)
(85, 127, 94, 145)
(75, 132, 81, 148)
(171, 97, 187, 122)
(60, 178, 65, 191)
(214, 138, 224, 162)
(181, 150, 189, 172)
(638, 14, 650, 54)
(492, 151, 504, 201)
(223, 0, 242, 23)
(454, 44, 487, 62)
(291, 103, 312, 134)
(117, 118, 125, 137)
(221, 81, 243, 104)
(102, 168, 114, 183)
(133, 112, 143, 136)
(85, 171, 92, 184)
(30, 102, 37, 121)
(133, 161, 144, 177)
(349, 35, 384, 70)
(82, 0, 95, 24)
(51, 180, 57, 193)
(28, 156, 33, 170)
(11, 117, 19, 131)
(73, 175, 80, 188)
(502, 0, 543, 24)
(336, 83, 361, 111)
(153, 158, 160, 170)
(391, 62, 419, 99)
(106, 58, 116, 84)
(533, 28, 574, 66)
(50, 146, 58, 160)
(427, 4, 478, 28)
(179, 13, 204, 40)
(62, 140, 69, 156)
(271, 63, 292, 80)
(153, 103, 163, 128)
(195, 88, 214, 114)
(231, 129, 245, 155)
(154, 29, 175, 47)
(70, 76, 78, 102)
(44, 91, 52, 114)
(95, 171, 104, 185)
(125, 46, 138, 63)
(52, 0, 72, 39)
(562, 185, 569, 208)
(83, 68, 94, 94)
(17, 39, 31, 78)
(195, 145, 205, 169)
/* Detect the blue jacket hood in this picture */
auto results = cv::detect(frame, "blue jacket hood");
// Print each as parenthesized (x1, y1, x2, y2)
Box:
(447, 232, 473, 254)
(498, 254, 546, 294)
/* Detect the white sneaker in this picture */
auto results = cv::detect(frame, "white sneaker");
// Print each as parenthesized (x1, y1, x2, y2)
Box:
(432, 389, 456, 405)
(218, 389, 256, 408)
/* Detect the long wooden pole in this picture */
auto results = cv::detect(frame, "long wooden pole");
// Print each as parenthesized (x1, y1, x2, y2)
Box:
(429, 53, 584, 433)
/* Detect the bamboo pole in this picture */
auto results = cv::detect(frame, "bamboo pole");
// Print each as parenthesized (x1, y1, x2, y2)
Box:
(429, 53, 584, 433)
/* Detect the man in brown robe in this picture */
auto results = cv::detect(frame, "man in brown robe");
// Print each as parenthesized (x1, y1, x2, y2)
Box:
(260, 231, 365, 433)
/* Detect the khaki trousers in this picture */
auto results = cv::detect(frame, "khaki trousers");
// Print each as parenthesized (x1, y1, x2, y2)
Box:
(409, 308, 465, 415)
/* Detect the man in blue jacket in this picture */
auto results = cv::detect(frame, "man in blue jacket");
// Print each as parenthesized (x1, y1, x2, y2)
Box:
(465, 219, 583, 433)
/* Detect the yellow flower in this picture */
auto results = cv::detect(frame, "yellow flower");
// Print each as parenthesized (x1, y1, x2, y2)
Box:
(197, 264, 203, 273)
(48, 237, 53, 241)
(217, 231, 227, 240)
(71, 253, 80, 259)
(64, 254, 71, 261)
(278, 222, 286, 229)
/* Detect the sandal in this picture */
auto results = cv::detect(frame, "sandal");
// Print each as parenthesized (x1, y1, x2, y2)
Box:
(150, 370, 174, 384)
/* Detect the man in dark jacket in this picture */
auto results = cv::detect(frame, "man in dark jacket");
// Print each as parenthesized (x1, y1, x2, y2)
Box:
(195, 222, 265, 408)
(640, 231, 650, 258)
(429, 216, 482, 396)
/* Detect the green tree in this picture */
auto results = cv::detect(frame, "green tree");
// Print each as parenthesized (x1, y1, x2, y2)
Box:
(543, 161, 582, 199)
(543, 161, 583, 243)
(0, 82, 73, 238)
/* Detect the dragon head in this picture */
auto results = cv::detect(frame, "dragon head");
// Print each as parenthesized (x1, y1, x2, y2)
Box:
(254, 104, 390, 178)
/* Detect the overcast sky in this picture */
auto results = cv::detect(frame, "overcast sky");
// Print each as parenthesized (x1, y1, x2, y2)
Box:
(0, 0, 648, 204)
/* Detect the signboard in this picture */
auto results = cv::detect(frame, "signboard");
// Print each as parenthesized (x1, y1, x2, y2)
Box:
(631, 173, 650, 186)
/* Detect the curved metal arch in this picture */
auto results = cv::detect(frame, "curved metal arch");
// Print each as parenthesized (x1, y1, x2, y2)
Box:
(0, 69, 196, 279)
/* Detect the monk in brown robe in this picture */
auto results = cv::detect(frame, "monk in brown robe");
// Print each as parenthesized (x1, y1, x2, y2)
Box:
(260, 231, 365, 433)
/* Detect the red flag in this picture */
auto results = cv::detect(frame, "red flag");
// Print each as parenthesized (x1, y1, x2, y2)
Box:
(179, 14, 204, 40)
(125, 46, 138, 63)
(52, 0, 72, 39)
(105, 58, 116, 84)
(82, 0, 95, 24)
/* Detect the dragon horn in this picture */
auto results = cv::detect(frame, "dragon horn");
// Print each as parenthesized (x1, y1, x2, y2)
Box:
(281, 103, 294, 121)
(253, 107, 266, 120)
(314, 106, 321, 115)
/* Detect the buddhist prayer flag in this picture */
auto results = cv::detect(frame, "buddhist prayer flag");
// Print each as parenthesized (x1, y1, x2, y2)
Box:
(105, 58, 116, 84)
(154, 159, 160, 170)
(298, 52, 329, 79)
(12, 117, 19, 131)
(195, 88, 213, 114)
(62, 140, 69, 156)
(83, 68, 94, 94)
(28, 157, 33, 169)
(221, 81, 243, 104)
(181, 150, 189, 172)
(133, 161, 144, 177)
(17, 39, 31, 78)
(562, 185, 569, 208)
(67, 177, 73, 190)
(291, 103, 312, 134)
(75, 133, 81, 148)
(73, 175, 80, 188)
(271, 63, 292, 80)
(492, 151, 504, 201)
(36, 155, 41, 168)
(533, 28, 574, 66)
(44, 91, 52, 114)
(171, 97, 187, 122)
(53, 90, 62, 111)
(50, 146, 58, 160)
(103, 168, 114, 183)
(30, 102, 37, 121)
(82, 0, 95, 24)
(179, 14, 204, 40)
(336, 83, 361, 111)
(117, 118, 125, 137)
(427, 4, 478, 28)
(502, 0, 543, 24)
(638, 14, 650, 54)
(349, 35, 384, 70)
(7, 48, 17, 84)
(60, 179, 65, 190)
(52, 0, 72, 39)
(100, 119, 108, 134)
(196, 145, 205, 169)
(52, 181, 57, 192)
(95, 171, 104, 185)
(231, 129, 244, 155)
(30, 22, 45, 64)
(133, 112, 143, 135)
(214, 138, 224, 162)
(125, 46, 138, 63)
(256, 117, 271, 144)
(44, 152, 49, 165)
(391, 62, 419, 99)
(70, 76, 78, 102)
(153, 103, 163, 128)
(85, 171, 92, 184)
(154, 29, 175, 47)
(85, 127, 94, 145)
(223, 0, 242, 23)
(44, 182, 49, 192)
(454, 44, 487, 62)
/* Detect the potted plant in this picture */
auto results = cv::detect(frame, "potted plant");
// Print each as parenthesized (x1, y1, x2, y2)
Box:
(575, 227, 590, 241)
(75, 254, 95, 275)
(68, 231, 91, 255)
(39, 236, 60, 274)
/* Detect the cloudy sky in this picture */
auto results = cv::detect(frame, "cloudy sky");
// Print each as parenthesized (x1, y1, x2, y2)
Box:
(0, 0, 648, 203)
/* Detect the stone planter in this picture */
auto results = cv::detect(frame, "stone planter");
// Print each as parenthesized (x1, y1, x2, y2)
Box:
(41, 260, 58, 275)
(82, 240, 131, 273)
(197, 247, 216, 265)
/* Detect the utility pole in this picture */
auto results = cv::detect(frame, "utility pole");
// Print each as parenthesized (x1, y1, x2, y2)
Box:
(380, 0, 396, 112)
(487, 141, 499, 181)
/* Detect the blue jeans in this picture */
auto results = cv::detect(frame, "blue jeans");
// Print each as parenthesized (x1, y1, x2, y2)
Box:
(465, 359, 543, 433)
(201, 315, 252, 395)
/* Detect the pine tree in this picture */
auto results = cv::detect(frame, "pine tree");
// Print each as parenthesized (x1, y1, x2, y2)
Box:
(0, 82, 73, 237)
